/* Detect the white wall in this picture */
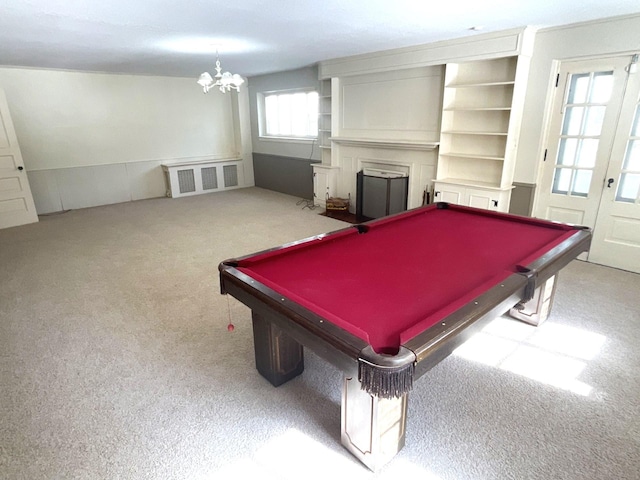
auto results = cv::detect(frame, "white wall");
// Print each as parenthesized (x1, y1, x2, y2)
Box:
(516, 14, 640, 184)
(0, 67, 252, 213)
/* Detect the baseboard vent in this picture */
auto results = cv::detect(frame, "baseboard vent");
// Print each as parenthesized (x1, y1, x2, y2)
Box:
(201, 166, 219, 191)
(163, 159, 243, 198)
(177, 169, 196, 194)
(223, 165, 239, 188)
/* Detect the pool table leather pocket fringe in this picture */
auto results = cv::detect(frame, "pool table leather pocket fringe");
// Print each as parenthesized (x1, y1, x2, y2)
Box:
(358, 346, 416, 399)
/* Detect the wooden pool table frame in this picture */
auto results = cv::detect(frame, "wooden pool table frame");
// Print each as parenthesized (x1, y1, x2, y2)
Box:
(218, 203, 591, 471)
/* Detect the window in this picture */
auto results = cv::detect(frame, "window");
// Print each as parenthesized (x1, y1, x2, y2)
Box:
(259, 90, 318, 139)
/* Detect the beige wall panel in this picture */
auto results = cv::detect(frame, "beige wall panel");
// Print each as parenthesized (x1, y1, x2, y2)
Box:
(125, 160, 166, 201)
(27, 170, 63, 214)
(338, 68, 443, 142)
(56, 164, 131, 210)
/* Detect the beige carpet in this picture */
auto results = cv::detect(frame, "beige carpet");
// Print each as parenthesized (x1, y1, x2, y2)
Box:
(1, 187, 639, 479)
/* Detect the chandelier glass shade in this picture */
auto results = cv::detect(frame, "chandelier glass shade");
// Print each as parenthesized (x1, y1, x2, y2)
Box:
(197, 53, 244, 93)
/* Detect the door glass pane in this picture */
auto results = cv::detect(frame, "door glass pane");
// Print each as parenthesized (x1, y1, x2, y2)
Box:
(576, 139, 599, 168)
(614, 100, 640, 203)
(568, 74, 589, 104)
(571, 170, 593, 197)
(617, 173, 640, 202)
(631, 106, 640, 136)
(553, 168, 573, 194)
(590, 72, 614, 103)
(583, 106, 606, 136)
(623, 140, 640, 171)
(562, 107, 584, 135)
(558, 138, 577, 165)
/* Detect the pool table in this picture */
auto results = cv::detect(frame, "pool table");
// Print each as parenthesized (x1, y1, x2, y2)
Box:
(218, 202, 591, 470)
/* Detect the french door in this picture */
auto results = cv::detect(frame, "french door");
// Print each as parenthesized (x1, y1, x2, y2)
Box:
(535, 55, 640, 273)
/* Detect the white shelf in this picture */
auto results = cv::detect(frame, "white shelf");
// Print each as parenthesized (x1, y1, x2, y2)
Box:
(447, 81, 515, 88)
(443, 107, 511, 112)
(440, 152, 505, 161)
(441, 130, 508, 136)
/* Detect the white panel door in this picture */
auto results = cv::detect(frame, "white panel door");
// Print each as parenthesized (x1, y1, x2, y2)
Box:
(536, 57, 629, 228)
(536, 55, 640, 273)
(0, 88, 38, 229)
(589, 66, 640, 271)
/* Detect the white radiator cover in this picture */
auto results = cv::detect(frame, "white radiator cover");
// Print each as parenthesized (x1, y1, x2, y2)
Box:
(162, 159, 243, 198)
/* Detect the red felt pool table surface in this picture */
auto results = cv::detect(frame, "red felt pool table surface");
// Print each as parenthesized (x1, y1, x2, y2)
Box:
(234, 204, 578, 353)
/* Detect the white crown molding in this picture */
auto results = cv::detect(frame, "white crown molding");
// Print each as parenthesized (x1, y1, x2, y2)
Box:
(319, 27, 536, 79)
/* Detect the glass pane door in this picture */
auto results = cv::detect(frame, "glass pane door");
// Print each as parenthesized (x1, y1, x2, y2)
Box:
(616, 101, 640, 203)
(552, 71, 614, 197)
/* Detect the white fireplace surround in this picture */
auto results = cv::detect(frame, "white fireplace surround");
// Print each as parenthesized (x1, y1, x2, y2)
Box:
(312, 63, 442, 211)
(318, 141, 439, 212)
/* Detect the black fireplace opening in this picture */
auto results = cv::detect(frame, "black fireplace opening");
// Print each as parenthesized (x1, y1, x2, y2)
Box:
(356, 170, 409, 222)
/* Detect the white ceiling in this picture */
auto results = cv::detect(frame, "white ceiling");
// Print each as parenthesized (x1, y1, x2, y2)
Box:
(1, 0, 639, 79)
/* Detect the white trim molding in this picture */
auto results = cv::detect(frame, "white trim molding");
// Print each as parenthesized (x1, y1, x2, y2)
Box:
(319, 27, 536, 78)
(331, 137, 439, 151)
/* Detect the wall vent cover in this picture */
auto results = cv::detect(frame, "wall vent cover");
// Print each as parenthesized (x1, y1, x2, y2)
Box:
(201, 167, 218, 190)
(223, 165, 239, 187)
(162, 160, 243, 198)
(178, 169, 196, 193)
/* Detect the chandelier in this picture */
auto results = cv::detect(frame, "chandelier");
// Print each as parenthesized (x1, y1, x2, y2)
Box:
(197, 50, 245, 94)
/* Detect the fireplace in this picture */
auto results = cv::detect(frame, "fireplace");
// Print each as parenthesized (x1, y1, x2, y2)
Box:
(356, 169, 409, 221)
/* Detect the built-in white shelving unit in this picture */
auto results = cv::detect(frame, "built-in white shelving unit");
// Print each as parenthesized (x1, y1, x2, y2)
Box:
(318, 79, 332, 165)
(313, 78, 337, 207)
(434, 55, 530, 212)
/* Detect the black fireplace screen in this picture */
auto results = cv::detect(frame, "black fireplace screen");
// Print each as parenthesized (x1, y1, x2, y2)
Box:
(356, 170, 408, 221)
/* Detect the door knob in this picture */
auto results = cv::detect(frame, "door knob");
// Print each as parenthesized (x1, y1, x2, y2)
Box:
(17, 166, 24, 171)
(607, 178, 614, 188)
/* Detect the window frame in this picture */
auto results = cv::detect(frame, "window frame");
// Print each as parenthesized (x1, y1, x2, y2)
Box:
(257, 88, 319, 143)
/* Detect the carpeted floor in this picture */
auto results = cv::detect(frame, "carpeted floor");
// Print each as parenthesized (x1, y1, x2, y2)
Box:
(1, 187, 639, 479)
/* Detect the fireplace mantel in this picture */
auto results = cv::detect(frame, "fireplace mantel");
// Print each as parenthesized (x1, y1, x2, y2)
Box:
(330, 137, 439, 151)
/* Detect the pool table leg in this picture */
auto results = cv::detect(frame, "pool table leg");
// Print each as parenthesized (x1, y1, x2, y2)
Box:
(509, 275, 558, 326)
(341, 374, 408, 471)
(251, 312, 304, 387)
